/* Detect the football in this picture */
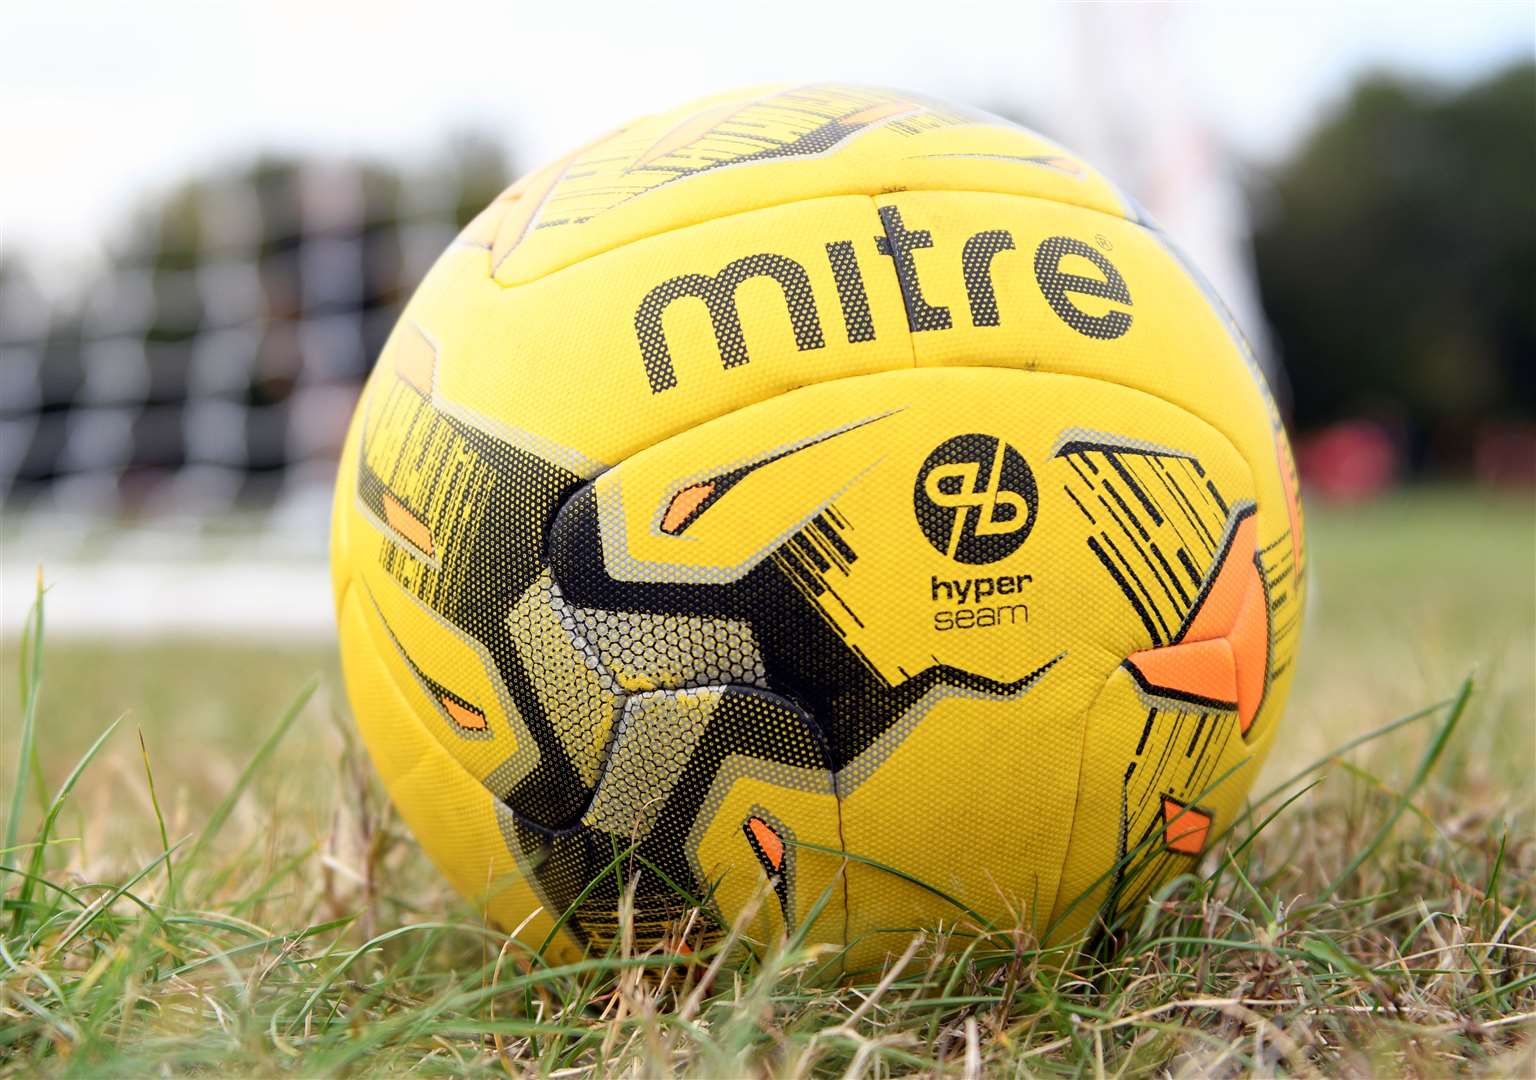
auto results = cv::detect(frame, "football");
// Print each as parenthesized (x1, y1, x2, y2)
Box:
(330, 83, 1306, 965)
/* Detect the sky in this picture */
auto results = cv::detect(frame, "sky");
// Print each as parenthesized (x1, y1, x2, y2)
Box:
(3, 0, 1533, 277)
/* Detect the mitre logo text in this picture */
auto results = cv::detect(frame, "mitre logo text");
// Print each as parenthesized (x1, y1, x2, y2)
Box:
(634, 208, 1134, 394)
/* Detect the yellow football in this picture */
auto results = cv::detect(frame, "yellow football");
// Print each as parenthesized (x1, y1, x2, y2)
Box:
(330, 83, 1306, 966)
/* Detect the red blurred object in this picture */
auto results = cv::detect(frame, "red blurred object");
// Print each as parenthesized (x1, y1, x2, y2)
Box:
(1296, 420, 1400, 501)
(1473, 424, 1536, 488)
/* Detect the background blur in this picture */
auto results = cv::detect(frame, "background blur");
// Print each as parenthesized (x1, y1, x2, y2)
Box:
(2, 2, 1533, 646)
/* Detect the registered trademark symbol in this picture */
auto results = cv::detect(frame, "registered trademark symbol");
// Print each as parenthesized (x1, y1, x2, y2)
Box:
(1095, 234, 1113, 251)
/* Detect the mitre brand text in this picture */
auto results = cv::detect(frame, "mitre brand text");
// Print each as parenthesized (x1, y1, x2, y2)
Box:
(635, 207, 1134, 393)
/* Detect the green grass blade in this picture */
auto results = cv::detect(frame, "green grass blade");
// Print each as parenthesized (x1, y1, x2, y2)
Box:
(535, 837, 641, 959)
(15, 714, 125, 931)
(1324, 675, 1474, 898)
(787, 837, 993, 930)
(50, 840, 184, 952)
(2, 570, 46, 895)
(137, 727, 176, 903)
(1221, 776, 1324, 866)
(289, 921, 522, 1032)
(1230, 691, 1461, 831)
(782, 856, 846, 956)
(1046, 756, 1251, 944)
(184, 676, 317, 879)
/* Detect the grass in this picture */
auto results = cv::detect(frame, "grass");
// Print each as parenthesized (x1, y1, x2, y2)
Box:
(1, 487, 1532, 1076)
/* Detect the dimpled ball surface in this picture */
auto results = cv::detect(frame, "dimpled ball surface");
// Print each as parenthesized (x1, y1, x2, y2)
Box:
(330, 83, 1306, 966)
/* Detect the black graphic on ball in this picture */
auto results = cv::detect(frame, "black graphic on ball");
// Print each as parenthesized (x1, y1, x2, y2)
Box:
(913, 434, 1038, 564)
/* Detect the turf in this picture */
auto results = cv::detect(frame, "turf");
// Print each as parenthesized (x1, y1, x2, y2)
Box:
(2, 488, 1532, 1076)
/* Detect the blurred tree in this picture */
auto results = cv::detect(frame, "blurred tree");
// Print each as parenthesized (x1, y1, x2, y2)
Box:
(1252, 61, 1536, 463)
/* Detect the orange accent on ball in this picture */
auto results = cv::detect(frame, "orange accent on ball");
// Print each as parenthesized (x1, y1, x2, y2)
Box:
(1125, 512, 1268, 733)
(1162, 797, 1212, 855)
(382, 493, 435, 555)
(660, 481, 716, 534)
(747, 816, 785, 870)
(440, 697, 487, 731)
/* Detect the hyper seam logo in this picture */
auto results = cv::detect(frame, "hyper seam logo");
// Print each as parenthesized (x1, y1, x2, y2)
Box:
(914, 434, 1038, 564)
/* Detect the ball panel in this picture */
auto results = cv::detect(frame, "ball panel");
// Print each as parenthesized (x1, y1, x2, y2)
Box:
(420, 194, 918, 466)
(690, 769, 845, 949)
(336, 582, 575, 960)
(1050, 507, 1292, 946)
(356, 564, 537, 795)
(478, 83, 1131, 286)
